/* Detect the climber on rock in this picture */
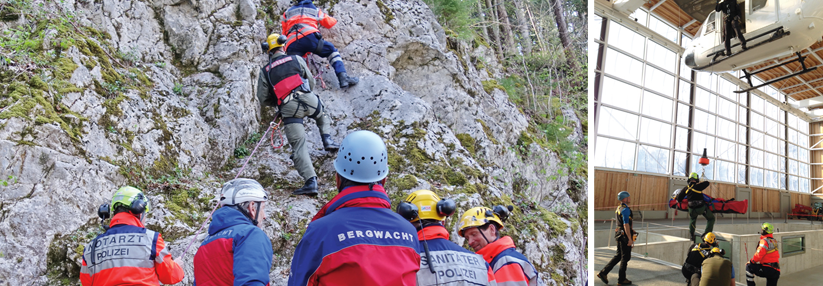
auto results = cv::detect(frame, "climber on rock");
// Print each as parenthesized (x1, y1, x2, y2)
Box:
(458, 205, 544, 286)
(257, 33, 340, 196)
(80, 186, 184, 286)
(281, 0, 359, 88)
(193, 178, 273, 286)
(288, 130, 421, 285)
(396, 189, 497, 286)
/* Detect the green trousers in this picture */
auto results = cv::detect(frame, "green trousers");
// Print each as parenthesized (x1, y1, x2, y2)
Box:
(689, 204, 715, 237)
(279, 92, 332, 180)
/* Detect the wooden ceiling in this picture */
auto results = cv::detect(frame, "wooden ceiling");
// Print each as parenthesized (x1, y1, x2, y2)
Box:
(644, 0, 823, 102)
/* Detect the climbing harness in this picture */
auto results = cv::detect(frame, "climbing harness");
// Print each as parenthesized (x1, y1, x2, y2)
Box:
(270, 117, 286, 149)
(182, 119, 281, 257)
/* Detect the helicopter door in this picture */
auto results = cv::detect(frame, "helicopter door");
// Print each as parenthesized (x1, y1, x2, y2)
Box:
(747, 0, 778, 32)
(699, 11, 723, 53)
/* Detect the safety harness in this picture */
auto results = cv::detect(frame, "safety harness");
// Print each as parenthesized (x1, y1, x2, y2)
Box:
(263, 53, 323, 125)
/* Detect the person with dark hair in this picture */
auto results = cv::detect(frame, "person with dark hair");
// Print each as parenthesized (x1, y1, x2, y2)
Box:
(288, 130, 421, 285)
(715, 0, 747, 57)
(458, 206, 543, 286)
(281, 0, 359, 88)
(193, 178, 272, 286)
(700, 247, 735, 286)
(598, 191, 634, 286)
(80, 187, 184, 286)
(397, 190, 497, 286)
(684, 232, 720, 285)
(257, 33, 340, 196)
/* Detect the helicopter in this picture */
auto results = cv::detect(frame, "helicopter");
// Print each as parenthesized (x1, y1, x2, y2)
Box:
(679, 0, 823, 93)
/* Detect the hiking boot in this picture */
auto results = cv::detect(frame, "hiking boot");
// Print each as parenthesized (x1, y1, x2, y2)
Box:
(336, 72, 359, 88)
(292, 177, 318, 196)
(597, 272, 609, 284)
(322, 134, 339, 151)
(617, 279, 632, 285)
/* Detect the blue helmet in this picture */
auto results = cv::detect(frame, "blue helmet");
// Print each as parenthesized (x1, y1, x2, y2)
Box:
(617, 191, 630, 201)
(333, 130, 389, 183)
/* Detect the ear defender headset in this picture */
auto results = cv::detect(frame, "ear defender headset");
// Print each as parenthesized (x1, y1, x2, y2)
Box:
(129, 193, 148, 215)
(492, 205, 514, 222)
(261, 34, 288, 53)
(395, 195, 457, 275)
(396, 197, 457, 221)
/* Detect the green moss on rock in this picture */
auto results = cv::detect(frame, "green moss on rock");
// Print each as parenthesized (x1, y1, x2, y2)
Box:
(455, 133, 475, 156)
(482, 80, 505, 94)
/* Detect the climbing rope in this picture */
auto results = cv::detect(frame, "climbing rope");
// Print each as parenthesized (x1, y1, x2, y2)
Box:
(181, 119, 281, 257)
(270, 117, 286, 149)
(306, 53, 327, 90)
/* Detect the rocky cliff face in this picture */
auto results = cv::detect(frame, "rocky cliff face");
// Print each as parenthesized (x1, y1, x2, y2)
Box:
(0, 0, 587, 285)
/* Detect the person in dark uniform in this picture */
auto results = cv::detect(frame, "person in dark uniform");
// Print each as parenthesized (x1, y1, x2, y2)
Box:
(701, 248, 735, 286)
(683, 232, 720, 285)
(597, 191, 635, 286)
(676, 172, 714, 242)
(716, 0, 747, 56)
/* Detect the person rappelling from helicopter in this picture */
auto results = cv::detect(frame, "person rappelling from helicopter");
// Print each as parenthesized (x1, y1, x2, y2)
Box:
(675, 149, 715, 242)
(715, 0, 747, 58)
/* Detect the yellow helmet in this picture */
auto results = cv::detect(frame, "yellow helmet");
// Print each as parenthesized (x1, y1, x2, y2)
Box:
(458, 206, 504, 237)
(703, 232, 716, 245)
(264, 33, 287, 52)
(403, 190, 444, 222)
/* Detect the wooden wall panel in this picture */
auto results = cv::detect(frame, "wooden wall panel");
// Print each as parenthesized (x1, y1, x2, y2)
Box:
(595, 170, 668, 211)
(791, 193, 811, 207)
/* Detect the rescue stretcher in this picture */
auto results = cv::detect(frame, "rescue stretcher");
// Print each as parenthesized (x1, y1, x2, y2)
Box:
(669, 190, 749, 214)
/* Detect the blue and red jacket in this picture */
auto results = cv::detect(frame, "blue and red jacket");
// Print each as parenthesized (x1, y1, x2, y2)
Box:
(80, 213, 184, 286)
(193, 207, 273, 286)
(416, 224, 497, 286)
(477, 236, 543, 286)
(289, 184, 421, 286)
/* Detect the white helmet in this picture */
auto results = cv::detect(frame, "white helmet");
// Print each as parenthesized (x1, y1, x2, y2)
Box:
(219, 178, 267, 206)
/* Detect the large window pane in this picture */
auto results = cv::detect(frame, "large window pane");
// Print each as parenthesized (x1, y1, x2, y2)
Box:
(605, 49, 643, 83)
(692, 132, 715, 157)
(718, 79, 736, 99)
(716, 160, 735, 183)
(752, 96, 765, 114)
(695, 88, 716, 113)
(738, 144, 747, 164)
(739, 126, 747, 145)
(637, 145, 670, 174)
(599, 107, 639, 140)
(596, 137, 636, 170)
(765, 170, 778, 188)
(788, 144, 798, 159)
(608, 21, 645, 58)
(739, 106, 748, 124)
(779, 156, 786, 172)
(765, 119, 779, 137)
(718, 97, 736, 119)
(592, 15, 603, 41)
(680, 59, 692, 80)
(751, 112, 763, 131)
(716, 138, 736, 161)
(646, 41, 677, 72)
(675, 127, 689, 151)
(674, 151, 688, 176)
(752, 130, 764, 149)
(800, 178, 809, 192)
(694, 110, 716, 134)
(649, 16, 678, 43)
(678, 103, 691, 126)
(790, 175, 799, 191)
(738, 164, 747, 184)
(602, 77, 642, 112)
(717, 118, 735, 140)
(679, 79, 692, 101)
(643, 92, 673, 121)
(751, 149, 763, 167)
(789, 159, 798, 175)
(800, 163, 809, 177)
(645, 67, 675, 97)
(750, 167, 763, 187)
(765, 135, 777, 153)
(639, 118, 672, 147)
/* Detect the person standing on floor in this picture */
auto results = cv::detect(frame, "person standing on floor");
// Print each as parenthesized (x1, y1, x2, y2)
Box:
(597, 191, 634, 286)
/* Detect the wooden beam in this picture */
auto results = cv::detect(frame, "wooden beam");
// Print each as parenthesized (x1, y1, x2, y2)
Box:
(650, 0, 667, 12)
